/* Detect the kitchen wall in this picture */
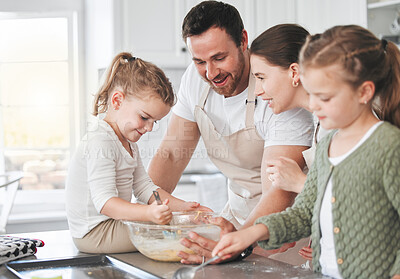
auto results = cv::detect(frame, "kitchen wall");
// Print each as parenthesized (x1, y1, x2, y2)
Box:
(84, 0, 368, 172)
(1, 0, 376, 233)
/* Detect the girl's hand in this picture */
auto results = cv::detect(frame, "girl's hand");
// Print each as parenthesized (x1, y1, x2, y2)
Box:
(212, 224, 269, 260)
(266, 157, 306, 193)
(147, 199, 172, 224)
(212, 230, 251, 261)
(392, 275, 400, 279)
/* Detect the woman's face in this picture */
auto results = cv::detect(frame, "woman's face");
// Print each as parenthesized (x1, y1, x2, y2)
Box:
(250, 54, 296, 114)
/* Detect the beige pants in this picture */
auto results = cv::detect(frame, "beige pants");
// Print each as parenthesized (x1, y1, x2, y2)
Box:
(73, 219, 137, 254)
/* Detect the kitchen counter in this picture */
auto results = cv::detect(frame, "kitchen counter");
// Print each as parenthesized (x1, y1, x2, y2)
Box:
(0, 230, 325, 279)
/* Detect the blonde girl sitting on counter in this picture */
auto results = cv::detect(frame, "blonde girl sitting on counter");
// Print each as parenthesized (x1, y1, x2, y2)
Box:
(66, 52, 207, 254)
(213, 25, 400, 279)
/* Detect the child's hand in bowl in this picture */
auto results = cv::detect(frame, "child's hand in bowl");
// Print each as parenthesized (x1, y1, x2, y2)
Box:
(147, 199, 172, 224)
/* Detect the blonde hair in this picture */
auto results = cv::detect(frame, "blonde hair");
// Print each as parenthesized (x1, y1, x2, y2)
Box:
(300, 25, 400, 128)
(93, 52, 175, 116)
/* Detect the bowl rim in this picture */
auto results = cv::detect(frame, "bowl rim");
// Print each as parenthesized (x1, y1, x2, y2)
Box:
(123, 211, 220, 230)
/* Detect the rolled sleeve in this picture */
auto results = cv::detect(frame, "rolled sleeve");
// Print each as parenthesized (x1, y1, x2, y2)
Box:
(258, 107, 314, 148)
(172, 64, 197, 122)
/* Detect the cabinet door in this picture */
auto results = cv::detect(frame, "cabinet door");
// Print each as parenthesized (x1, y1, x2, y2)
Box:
(296, 0, 367, 34)
(367, 1, 400, 38)
(254, 0, 296, 37)
(118, 0, 188, 68)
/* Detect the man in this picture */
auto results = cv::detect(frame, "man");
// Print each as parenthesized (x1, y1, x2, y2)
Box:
(148, 1, 313, 264)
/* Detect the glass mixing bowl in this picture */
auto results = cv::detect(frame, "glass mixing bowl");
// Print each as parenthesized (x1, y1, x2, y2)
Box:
(124, 212, 221, 262)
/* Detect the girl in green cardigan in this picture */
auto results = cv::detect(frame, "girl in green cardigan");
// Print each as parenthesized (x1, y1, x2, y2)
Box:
(212, 25, 400, 279)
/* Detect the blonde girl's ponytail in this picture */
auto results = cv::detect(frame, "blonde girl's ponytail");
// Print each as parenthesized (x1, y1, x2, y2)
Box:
(93, 52, 131, 116)
(92, 52, 174, 116)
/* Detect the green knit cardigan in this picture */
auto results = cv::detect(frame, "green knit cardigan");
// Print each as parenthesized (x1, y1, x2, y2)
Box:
(256, 122, 400, 279)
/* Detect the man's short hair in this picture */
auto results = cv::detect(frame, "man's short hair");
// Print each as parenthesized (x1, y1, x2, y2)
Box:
(182, 1, 244, 47)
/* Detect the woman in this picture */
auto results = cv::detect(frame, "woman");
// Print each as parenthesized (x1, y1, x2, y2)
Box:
(250, 23, 329, 264)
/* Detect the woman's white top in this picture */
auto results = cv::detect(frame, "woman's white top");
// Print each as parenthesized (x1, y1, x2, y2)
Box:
(66, 118, 158, 238)
(319, 121, 383, 278)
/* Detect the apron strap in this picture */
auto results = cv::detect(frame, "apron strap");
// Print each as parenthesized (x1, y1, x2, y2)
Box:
(199, 85, 211, 109)
(245, 73, 256, 128)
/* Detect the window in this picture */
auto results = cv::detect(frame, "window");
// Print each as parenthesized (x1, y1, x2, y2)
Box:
(0, 13, 80, 191)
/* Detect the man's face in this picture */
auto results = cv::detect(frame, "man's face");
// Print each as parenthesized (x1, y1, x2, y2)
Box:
(186, 26, 247, 97)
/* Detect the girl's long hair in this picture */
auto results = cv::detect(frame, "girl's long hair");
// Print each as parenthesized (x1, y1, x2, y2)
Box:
(300, 25, 400, 128)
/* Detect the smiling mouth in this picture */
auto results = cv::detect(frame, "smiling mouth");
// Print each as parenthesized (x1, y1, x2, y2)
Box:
(136, 130, 144, 136)
(211, 75, 228, 87)
(263, 98, 272, 105)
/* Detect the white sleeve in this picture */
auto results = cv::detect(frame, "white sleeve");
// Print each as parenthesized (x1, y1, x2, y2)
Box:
(172, 63, 204, 122)
(131, 144, 159, 204)
(85, 135, 119, 213)
(259, 107, 314, 148)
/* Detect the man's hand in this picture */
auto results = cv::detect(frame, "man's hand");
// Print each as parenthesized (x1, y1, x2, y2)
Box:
(177, 216, 237, 264)
(173, 201, 213, 212)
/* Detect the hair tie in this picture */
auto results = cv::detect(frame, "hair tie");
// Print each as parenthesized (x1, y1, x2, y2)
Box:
(128, 56, 137, 62)
(381, 39, 388, 52)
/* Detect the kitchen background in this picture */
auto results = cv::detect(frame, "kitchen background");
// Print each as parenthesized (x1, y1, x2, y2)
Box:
(0, 0, 398, 233)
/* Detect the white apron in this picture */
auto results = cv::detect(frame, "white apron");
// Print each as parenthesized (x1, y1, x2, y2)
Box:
(194, 74, 264, 228)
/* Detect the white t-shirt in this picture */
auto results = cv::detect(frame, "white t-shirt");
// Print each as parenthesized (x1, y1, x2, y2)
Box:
(319, 121, 383, 278)
(66, 118, 158, 238)
(173, 63, 314, 147)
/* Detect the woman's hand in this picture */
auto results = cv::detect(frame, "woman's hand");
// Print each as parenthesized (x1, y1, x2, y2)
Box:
(266, 157, 306, 193)
(298, 245, 312, 260)
(147, 199, 172, 224)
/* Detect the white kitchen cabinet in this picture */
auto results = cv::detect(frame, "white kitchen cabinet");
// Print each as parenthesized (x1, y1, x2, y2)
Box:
(367, 0, 400, 38)
(114, 0, 370, 68)
(115, 0, 257, 68)
(254, 0, 296, 37)
(116, 0, 189, 68)
(296, 0, 367, 34)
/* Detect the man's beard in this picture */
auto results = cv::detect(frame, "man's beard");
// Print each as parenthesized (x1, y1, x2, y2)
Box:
(207, 51, 246, 97)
